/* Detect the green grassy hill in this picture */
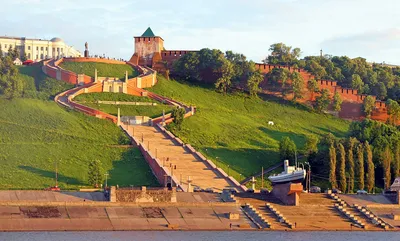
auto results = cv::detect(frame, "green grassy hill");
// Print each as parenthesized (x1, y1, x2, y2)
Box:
(0, 98, 158, 189)
(74, 93, 160, 103)
(149, 76, 350, 181)
(60, 62, 138, 79)
(17, 65, 74, 100)
(75, 93, 174, 118)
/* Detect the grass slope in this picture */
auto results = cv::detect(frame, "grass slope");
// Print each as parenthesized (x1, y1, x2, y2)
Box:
(74, 92, 160, 103)
(75, 93, 174, 118)
(149, 76, 350, 181)
(81, 103, 174, 118)
(0, 99, 158, 189)
(60, 62, 138, 79)
(17, 65, 74, 100)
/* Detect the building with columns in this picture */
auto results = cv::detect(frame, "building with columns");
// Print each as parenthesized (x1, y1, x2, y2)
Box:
(0, 36, 81, 61)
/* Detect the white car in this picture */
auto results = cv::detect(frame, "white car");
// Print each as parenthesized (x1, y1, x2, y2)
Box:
(357, 190, 368, 195)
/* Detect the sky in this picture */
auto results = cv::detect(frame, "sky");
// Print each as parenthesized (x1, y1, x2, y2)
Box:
(1, 0, 399, 64)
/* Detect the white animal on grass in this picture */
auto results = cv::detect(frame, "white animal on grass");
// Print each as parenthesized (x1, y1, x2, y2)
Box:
(268, 121, 274, 126)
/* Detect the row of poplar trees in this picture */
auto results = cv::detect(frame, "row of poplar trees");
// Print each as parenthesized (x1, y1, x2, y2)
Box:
(329, 137, 376, 193)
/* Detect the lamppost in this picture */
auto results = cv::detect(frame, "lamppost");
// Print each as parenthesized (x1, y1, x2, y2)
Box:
(104, 172, 109, 188)
(305, 162, 311, 193)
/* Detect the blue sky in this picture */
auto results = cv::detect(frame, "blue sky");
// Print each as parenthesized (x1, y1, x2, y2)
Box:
(1, 0, 399, 64)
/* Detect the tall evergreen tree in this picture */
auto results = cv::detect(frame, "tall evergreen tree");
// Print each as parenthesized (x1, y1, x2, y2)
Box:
(338, 143, 347, 192)
(356, 142, 365, 190)
(88, 160, 103, 187)
(383, 146, 392, 190)
(365, 141, 375, 193)
(333, 91, 343, 112)
(394, 141, 400, 179)
(291, 71, 304, 101)
(347, 137, 357, 193)
(329, 144, 337, 189)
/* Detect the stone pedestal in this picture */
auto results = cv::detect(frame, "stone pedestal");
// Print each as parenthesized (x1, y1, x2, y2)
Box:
(84, 50, 89, 58)
(110, 186, 116, 202)
(171, 187, 177, 202)
(271, 182, 303, 206)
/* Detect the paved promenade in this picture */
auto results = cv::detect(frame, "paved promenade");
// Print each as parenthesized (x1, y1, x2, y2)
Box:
(124, 124, 236, 192)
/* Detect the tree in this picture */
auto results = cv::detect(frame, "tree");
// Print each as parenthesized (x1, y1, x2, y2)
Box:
(356, 142, 365, 190)
(279, 137, 297, 161)
(291, 71, 304, 101)
(0, 56, 23, 99)
(394, 141, 400, 179)
(307, 60, 327, 80)
(363, 95, 375, 118)
(375, 82, 387, 100)
(347, 137, 357, 193)
(307, 79, 319, 101)
(247, 70, 263, 97)
(21, 52, 27, 62)
(88, 160, 103, 187)
(365, 141, 375, 193)
(351, 74, 364, 93)
(171, 107, 186, 130)
(329, 144, 337, 189)
(386, 99, 400, 125)
(383, 146, 392, 190)
(265, 43, 301, 66)
(338, 143, 347, 192)
(214, 58, 234, 93)
(304, 135, 319, 155)
(315, 89, 330, 112)
(333, 91, 343, 112)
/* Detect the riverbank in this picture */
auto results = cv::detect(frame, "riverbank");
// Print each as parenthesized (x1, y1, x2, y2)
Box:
(0, 190, 399, 232)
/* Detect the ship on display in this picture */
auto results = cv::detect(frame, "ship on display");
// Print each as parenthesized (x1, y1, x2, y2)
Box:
(268, 160, 306, 184)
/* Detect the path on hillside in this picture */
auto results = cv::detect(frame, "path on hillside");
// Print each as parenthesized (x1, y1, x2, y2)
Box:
(51, 60, 242, 192)
(120, 124, 238, 192)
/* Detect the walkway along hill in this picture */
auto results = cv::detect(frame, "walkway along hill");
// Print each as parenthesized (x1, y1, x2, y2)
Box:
(45, 56, 246, 193)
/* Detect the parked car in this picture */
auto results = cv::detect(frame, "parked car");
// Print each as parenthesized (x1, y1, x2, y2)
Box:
(357, 190, 368, 195)
(332, 188, 342, 194)
(310, 186, 321, 193)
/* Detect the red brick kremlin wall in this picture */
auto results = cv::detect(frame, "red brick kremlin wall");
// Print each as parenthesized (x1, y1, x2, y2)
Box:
(254, 64, 389, 122)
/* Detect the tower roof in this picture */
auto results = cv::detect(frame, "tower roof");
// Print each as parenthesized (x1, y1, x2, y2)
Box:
(141, 27, 155, 37)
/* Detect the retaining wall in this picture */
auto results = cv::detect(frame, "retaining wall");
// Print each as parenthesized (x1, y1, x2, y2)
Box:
(255, 63, 391, 122)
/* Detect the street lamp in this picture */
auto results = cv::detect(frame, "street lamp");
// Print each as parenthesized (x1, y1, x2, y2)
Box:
(104, 172, 109, 187)
(305, 162, 311, 193)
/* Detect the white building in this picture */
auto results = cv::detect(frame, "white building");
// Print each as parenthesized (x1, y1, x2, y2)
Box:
(0, 36, 81, 61)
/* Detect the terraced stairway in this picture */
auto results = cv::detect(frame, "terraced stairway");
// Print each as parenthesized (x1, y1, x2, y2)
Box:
(235, 193, 289, 230)
(235, 193, 365, 230)
(282, 193, 357, 230)
(125, 125, 236, 192)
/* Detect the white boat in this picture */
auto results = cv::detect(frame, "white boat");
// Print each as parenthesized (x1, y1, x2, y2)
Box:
(268, 160, 306, 184)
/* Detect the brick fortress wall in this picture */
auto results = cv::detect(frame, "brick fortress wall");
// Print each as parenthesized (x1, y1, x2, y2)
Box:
(127, 29, 390, 124)
(254, 64, 388, 122)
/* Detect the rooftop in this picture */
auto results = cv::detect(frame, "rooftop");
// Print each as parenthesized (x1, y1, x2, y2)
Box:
(135, 27, 163, 40)
(141, 27, 155, 37)
(0, 36, 61, 42)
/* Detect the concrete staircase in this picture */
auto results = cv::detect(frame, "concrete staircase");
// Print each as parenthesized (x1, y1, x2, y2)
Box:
(329, 193, 371, 229)
(265, 202, 295, 229)
(242, 203, 270, 229)
(130, 125, 236, 192)
(355, 204, 391, 230)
